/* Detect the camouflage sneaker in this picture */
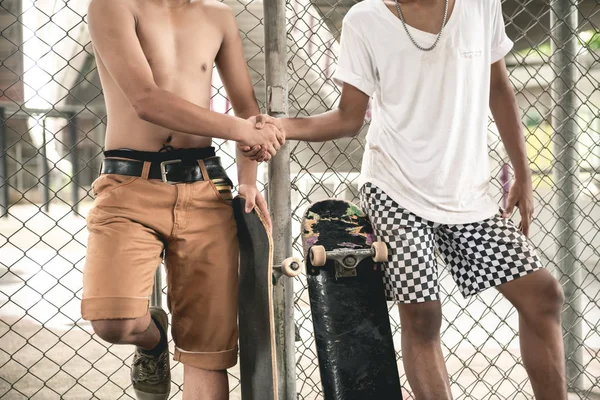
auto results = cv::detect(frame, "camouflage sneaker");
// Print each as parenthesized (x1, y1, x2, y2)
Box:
(131, 307, 171, 400)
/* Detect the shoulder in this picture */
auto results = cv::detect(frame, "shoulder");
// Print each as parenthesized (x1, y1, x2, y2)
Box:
(475, 0, 499, 19)
(88, 0, 138, 34)
(202, 0, 238, 31)
(203, 0, 235, 19)
(88, 0, 135, 18)
(343, 0, 379, 32)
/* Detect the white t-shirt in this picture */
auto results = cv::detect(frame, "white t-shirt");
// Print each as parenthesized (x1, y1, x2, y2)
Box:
(333, 0, 514, 224)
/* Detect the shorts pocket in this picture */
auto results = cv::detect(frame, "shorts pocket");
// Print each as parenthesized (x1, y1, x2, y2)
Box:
(92, 174, 139, 197)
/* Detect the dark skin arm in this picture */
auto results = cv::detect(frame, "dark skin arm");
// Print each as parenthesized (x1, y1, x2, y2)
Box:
(248, 62, 533, 237)
(239, 82, 370, 159)
(489, 59, 534, 236)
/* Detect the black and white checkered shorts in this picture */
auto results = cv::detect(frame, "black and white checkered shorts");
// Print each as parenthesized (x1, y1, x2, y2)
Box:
(360, 182, 541, 303)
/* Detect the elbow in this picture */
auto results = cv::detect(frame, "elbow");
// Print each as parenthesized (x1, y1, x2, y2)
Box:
(337, 107, 365, 138)
(337, 108, 364, 138)
(345, 118, 364, 138)
(132, 87, 157, 121)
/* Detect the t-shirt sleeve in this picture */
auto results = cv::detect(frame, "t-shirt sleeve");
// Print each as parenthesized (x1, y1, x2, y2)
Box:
(490, 0, 514, 63)
(333, 21, 376, 96)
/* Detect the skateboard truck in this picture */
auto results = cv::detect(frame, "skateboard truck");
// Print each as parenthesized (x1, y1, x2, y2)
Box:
(309, 242, 388, 279)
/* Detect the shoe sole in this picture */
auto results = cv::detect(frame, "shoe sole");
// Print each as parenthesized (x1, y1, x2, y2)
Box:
(134, 388, 170, 400)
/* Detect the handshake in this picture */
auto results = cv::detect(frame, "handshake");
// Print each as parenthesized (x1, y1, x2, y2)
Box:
(238, 114, 285, 163)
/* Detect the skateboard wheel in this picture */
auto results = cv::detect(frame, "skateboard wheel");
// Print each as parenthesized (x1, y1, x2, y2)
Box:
(282, 257, 303, 277)
(310, 245, 327, 267)
(372, 242, 388, 263)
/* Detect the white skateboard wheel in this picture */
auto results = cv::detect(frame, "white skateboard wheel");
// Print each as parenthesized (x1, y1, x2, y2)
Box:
(372, 242, 388, 263)
(282, 257, 303, 277)
(310, 245, 327, 267)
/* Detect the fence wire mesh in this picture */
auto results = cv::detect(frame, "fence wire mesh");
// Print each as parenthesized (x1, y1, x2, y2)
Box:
(286, 0, 600, 399)
(0, 0, 261, 398)
(0, 0, 598, 399)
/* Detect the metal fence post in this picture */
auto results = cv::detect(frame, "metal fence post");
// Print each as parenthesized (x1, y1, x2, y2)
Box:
(0, 107, 7, 217)
(67, 112, 79, 214)
(41, 118, 50, 212)
(264, 0, 296, 398)
(550, 0, 583, 391)
(151, 268, 162, 308)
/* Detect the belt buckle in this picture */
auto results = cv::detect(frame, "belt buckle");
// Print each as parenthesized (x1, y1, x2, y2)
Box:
(160, 159, 182, 183)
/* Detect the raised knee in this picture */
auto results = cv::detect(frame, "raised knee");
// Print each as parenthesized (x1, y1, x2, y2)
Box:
(400, 302, 442, 341)
(91, 319, 135, 344)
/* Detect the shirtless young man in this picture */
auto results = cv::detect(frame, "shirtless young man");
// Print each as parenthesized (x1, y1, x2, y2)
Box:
(247, 0, 567, 398)
(83, 1, 284, 399)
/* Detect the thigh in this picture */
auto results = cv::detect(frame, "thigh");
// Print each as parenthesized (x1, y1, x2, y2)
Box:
(360, 182, 439, 303)
(83, 186, 165, 321)
(165, 180, 239, 371)
(437, 213, 541, 298)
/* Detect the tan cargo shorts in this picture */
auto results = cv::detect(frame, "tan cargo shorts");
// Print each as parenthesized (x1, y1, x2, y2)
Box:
(82, 150, 239, 370)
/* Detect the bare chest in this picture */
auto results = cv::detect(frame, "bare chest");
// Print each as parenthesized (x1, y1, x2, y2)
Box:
(134, 8, 223, 85)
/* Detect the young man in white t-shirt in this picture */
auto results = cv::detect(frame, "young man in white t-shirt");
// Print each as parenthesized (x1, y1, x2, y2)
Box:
(243, 0, 567, 398)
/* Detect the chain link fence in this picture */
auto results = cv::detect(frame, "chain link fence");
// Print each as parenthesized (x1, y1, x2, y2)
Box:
(286, 0, 600, 399)
(0, 0, 598, 399)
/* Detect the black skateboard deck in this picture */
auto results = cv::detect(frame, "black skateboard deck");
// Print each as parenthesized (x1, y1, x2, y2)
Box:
(234, 197, 277, 400)
(301, 199, 402, 400)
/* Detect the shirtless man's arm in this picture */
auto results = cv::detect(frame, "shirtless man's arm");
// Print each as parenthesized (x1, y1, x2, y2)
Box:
(87, 0, 283, 155)
(213, 2, 273, 227)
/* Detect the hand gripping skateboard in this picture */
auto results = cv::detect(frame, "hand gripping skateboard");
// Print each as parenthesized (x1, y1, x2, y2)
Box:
(233, 196, 302, 400)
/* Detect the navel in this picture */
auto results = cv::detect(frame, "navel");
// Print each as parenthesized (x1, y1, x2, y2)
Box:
(201, 63, 208, 72)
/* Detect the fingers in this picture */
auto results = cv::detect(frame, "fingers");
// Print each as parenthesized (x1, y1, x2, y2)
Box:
(276, 127, 285, 147)
(265, 144, 277, 157)
(519, 203, 533, 237)
(254, 114, 266, 129)
(245, 148, 271, 162)
(240, 144, 262, 157)
(255, 115, 286, 146)
(520, 219, 530, 237)
(258, 151, 271, 162)
(245, 195, 255, 213)
(502, 192, 518, 218)
(256, 194, 272, 231)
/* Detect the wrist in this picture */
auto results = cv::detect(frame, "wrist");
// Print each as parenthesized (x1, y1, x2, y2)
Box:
(514, 168, 532, 182)
(238, 182, 258, 191)
(229, 118, 252, 142)
(281, 118, 297, 140)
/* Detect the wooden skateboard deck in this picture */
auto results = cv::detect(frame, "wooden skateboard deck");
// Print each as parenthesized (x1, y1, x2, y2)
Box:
(301, 199, 403, 400)
(233, 197, 278, 400)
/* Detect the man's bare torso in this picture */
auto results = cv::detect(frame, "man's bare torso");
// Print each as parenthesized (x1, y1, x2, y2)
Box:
(96, 0, 227, 151)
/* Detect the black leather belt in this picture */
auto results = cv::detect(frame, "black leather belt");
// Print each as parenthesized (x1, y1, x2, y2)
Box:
(100, 157, 231, 184)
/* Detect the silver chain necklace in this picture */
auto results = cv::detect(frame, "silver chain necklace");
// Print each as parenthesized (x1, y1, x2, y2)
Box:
(394, 0, 449, 51)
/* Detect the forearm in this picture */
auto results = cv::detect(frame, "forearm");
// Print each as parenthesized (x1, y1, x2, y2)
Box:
(235, 106, 260, 185)
(282, 109, 362, 141)
(490, 85, 531, 181)
(135, 87, 250, 142)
